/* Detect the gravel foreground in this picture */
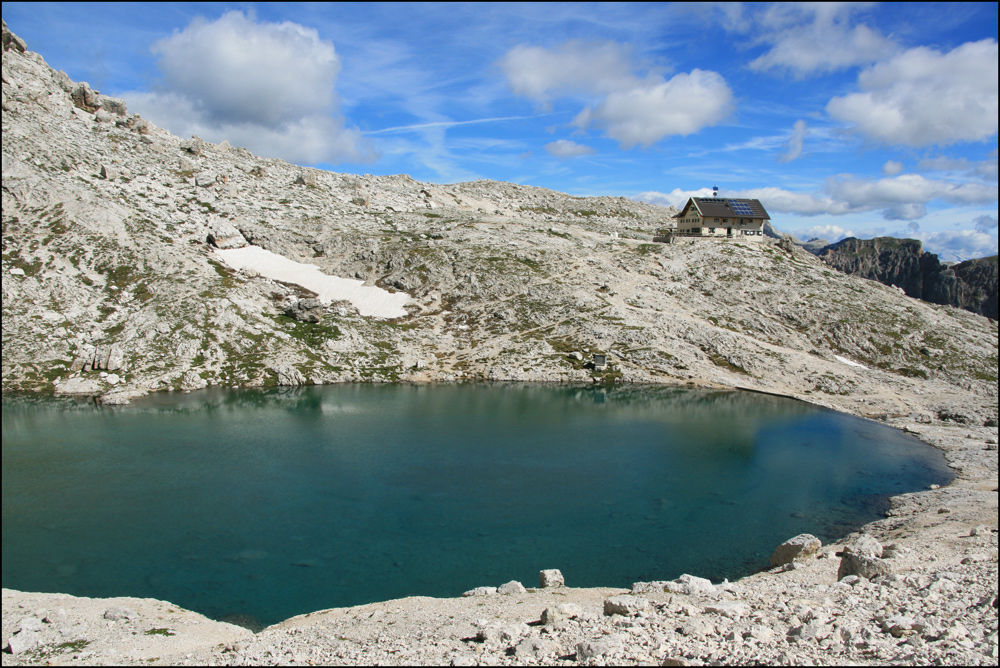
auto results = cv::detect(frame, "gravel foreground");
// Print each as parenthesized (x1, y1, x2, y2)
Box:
(3, 420, 997, 667)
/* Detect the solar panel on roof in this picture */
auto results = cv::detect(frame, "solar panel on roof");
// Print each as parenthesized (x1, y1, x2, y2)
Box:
(730, 201, 754, 215)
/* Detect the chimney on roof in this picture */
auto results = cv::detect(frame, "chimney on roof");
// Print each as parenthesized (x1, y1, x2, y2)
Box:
(712, 185, 718, 198)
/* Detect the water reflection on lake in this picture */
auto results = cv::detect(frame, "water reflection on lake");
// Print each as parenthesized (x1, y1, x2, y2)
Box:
(2, 384, 952, 627)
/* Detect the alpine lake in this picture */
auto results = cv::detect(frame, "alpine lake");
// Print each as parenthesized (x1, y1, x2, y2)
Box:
(2, 383, 953, 629)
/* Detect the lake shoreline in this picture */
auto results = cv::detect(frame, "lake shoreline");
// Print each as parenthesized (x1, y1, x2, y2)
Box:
(2, 384, 997, 666)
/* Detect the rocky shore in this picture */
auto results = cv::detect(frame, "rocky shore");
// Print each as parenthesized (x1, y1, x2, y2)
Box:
(2, 20, 997, 667)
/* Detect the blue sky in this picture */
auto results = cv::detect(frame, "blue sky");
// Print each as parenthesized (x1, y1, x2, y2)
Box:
(3, 2, 998, 260)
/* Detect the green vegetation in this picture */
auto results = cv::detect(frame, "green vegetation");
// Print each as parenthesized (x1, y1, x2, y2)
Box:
(144, 628, 176, 637)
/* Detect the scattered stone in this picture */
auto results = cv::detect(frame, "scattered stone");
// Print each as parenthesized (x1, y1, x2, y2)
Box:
(295, 172, 318, 187)
(703, 601, 749, 619)
(513, 637, 557, 659)
(180, 135, 205, 155)
(541, 603, 582, 625)
(461, 586, 496, 597)
(103, 606, 138, 621)
(5, 631, 38, 655)
(604, 595, 650, 616)
(576, 636, 623, 660)
(664, 574, 716, 596)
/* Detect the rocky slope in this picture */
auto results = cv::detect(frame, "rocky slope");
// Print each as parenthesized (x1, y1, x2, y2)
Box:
(815, 237, 998, 321)
(2, 20, 998, 667)
(3, 21, 997, 424)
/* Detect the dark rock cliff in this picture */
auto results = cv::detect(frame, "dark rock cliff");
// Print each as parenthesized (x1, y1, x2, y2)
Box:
(817, 237, 997, 320)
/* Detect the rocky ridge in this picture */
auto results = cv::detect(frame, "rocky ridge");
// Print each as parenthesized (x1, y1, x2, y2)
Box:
(1, 20, 998, 666)
(814, 237, 998, 321)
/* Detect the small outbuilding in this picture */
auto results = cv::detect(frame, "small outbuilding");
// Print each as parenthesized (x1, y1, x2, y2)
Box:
(673, 197, 770, 239)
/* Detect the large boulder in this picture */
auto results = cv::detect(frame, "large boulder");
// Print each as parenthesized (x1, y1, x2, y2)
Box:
(208, 221, 248, 250)
(539, 569, 564, 588)
(770, 533, 822, 566)
(837, 536, 890, 580)
(285, 298, 325, 323)
(838, 552, 892, 580)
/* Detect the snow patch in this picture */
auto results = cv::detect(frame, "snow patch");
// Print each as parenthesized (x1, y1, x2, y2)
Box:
(215, 246, 411, 318)
(834, 355, 868, 369)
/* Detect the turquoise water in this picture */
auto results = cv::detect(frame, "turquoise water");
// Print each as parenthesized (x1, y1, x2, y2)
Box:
(2, 384, 952, 627)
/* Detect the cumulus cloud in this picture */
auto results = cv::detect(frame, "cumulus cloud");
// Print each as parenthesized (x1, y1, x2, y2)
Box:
(499, 41, 638, 105)
(778, 120, 807, 163)
(826, 39, 999, 147)
(748, 3, 897, 77)
(501, 41, 732, 148)
(573, 70, 733, 148)
(544, 139, 594, 158)
(124, 11, 374, 164)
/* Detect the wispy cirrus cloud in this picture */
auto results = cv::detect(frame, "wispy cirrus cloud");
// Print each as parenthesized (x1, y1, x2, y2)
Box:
(365, 114, 554, 135)
(778, 119, 807, 163)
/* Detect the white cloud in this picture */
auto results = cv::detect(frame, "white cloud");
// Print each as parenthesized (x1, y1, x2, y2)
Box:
(798, 224, 854, 242)
(633, 187, 715, 209)
(573, 70, 733, 148)
(778, 120, 807, 163)
(917, 156, 999, 181)
(882, 160, 904, 176)
(124, 11, 374, 164)
(735, 186, 852, 216)
(501, 42, 732, 148)
(918, 229, 998, 261)
(883, 203, 927, 221)
(666, 174, 1000, 222)
(499, 41, 638, 105)
(747, 4, 897, 77)
(544, 139, 594, 158)
(826, 39, 999, 147)
(826, 174, 998, 213)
